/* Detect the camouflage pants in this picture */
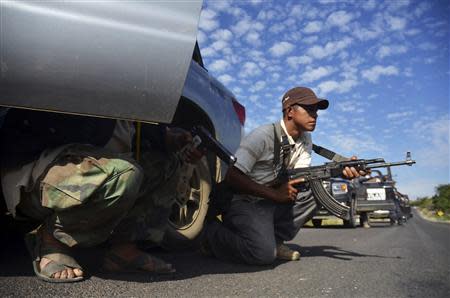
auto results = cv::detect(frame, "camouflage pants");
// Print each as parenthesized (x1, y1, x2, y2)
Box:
(19, 145, 180, 248)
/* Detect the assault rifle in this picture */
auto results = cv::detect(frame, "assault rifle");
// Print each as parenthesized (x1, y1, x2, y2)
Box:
(175, 125, 236, 207)
(277, 152, 416, 220)
(191, 125, 237, 165)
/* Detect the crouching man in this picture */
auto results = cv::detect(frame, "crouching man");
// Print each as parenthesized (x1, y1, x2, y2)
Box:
(0, 108, 201, 282)
(203, 87, 365, 265)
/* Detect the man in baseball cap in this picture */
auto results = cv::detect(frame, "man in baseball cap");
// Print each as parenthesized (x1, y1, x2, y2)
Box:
(281, 86, 329, 110)
(204, 86, 363, 266)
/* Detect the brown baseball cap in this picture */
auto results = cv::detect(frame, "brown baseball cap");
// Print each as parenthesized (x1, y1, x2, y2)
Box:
(281, 87, 329, 110)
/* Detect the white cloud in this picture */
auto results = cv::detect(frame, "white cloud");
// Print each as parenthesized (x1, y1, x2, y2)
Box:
(362, 0, 377, 10)
(232, 86, 243, 95)
(249, 80, 266, 92)
(269, 42, 295, 57)
(376, 45, 408, 59)
(300, 66, 335, 83)
(385, 15, 407, 31)
(327, 10, 355, 28)
(304, 21, 323, 34)
(307, 37, 353, 59)
(290, 4, 303, 18)
(327, 133, 386, 155)
(211, 29, 233, 41)
(248, 95, 259, 103)
(404, 67, 413, 77)
(303, 36, 319, 44)
(316, 79, 358, 96)
(201, 47, 216, 57)
(199, 9, 219, 32)
(352, 14, 384, 41)
(206, 0, 232, 12)
(209, 59, 230, 72)
(245, 31, 261, 45)
(405, 29, 421, 36)
(239, 62, 262, 78)
(231, 19, 252, 36)
(252, 21, 265, 31)
(386, 111, 415, 124)
(386, 0, 411, 11)
(269, 23, 286, 34)
(231, 19, 264, 37)
(286, 55, 312, 69)
(197, 30, 207, 45)
(414, 2, 431, 18)
(257, 10, 277, 21)
(340, 58, 362, 80)
(210, 40, 228, 51)
(361, 65, 399, 82)
(418, 42, 438, 51)
(217, 74, 234, 84)
(336, 101, 365, 113)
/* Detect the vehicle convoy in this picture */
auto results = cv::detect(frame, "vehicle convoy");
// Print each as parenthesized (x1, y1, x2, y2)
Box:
(311, 164, 414, 228)
(355, 168, 412, 225)
(0, 0, 245, 249)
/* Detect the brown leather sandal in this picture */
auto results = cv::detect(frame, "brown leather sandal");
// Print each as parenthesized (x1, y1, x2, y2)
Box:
(24, 229, 84, 283)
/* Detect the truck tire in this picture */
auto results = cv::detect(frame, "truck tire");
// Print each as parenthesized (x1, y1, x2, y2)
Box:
(162, 157, 211, 250)
(312, 219, 322, 228)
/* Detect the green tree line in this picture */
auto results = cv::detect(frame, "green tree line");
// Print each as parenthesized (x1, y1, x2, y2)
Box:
(411, 184, 450, 215)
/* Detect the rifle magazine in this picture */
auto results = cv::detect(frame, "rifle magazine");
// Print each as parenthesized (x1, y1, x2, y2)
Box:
(309, 180, 350, 220)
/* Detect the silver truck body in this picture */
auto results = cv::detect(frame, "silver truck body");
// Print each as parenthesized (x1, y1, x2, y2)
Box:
(0, 0, 202, 123)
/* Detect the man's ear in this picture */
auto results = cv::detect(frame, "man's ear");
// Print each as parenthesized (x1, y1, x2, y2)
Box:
(286, 107, 293, 120)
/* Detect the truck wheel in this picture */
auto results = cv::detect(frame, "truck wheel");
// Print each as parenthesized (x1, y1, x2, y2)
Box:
(162, 157, 211, 250)
(312, 219, 322, 228)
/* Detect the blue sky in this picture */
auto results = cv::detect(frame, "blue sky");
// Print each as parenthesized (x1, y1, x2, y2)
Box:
(197, 0, 449, 199)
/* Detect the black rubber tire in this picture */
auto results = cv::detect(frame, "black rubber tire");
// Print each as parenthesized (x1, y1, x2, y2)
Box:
(162, 157, 211, 250)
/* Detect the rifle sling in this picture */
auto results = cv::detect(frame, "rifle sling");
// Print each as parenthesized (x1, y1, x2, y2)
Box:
(312, 144, 349, 162)
(273, 122, 349, 164)
(272, 122, 291, 172)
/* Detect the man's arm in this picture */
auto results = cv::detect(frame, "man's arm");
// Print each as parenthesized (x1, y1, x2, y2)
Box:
(225, 166, 303, 203)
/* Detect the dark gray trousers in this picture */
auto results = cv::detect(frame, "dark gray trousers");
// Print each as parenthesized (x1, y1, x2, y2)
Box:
(206, 190, 317, 265)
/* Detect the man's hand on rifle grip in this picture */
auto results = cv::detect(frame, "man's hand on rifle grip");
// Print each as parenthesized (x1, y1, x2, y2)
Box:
(165, 128, 205, 163)
(274, 178, 304, 203)
(342, 156, 369, 179)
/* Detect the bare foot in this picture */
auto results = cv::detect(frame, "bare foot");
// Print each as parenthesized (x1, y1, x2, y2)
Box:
(40, 230, 84, 280)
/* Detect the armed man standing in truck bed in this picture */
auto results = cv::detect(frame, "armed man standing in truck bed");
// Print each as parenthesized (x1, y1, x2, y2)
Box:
(203, 86, 366, 265)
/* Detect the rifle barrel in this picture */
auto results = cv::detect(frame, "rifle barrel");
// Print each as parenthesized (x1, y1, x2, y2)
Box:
(366, 160, 416, 169)
(364, 158, 385, 164)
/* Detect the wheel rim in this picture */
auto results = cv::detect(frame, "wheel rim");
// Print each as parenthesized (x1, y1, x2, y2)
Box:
(168, 165, 203, 230)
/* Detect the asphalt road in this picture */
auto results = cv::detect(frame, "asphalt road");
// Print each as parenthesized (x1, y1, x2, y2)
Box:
(1, 209, 449, 298)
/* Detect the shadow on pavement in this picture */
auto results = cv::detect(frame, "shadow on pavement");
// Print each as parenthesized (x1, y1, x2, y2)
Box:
(287, 243, 402, 261)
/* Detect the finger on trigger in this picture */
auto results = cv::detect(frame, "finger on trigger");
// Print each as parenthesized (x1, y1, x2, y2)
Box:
(289, 177, 305, 185)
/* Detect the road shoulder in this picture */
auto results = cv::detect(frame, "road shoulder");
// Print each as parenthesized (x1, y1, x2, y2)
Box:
(414, 207, 450, 224)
